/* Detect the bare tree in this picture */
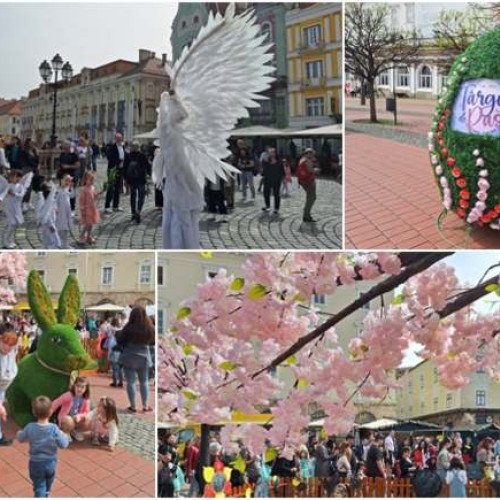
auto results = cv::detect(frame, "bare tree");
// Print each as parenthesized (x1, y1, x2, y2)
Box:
(345, 3, 421, 122)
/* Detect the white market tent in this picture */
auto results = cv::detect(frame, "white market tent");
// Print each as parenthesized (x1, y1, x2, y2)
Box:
(291, 124, 343, 136)
(85, 303, 125, 312)
(134, 130, 159, 140)
(230, 125, 297, 137)
(359, 418, 399, 430)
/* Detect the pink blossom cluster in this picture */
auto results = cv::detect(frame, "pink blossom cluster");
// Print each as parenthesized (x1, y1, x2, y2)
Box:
(0, 252, 27, 304)
(159, 253, 500, 455)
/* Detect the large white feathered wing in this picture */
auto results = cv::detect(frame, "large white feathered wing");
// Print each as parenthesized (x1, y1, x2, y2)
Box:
(37, 185, 57, 225)
(0, 176, 8, 202)
(167, 4, 275, 186)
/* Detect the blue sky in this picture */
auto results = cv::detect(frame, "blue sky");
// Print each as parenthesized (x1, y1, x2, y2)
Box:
(0, 2, 178, 99)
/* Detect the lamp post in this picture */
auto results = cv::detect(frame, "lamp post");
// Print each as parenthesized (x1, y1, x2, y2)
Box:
(39, 54, 73, 147)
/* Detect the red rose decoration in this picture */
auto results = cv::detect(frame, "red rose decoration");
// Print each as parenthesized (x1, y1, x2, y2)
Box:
(456, 208, 466, 218)
(456, 178, 467, 188)
(436, 132, 443, 140)
(441, 148, 448, 158)
(459, 190, 470, 200)
(451, 167, 462, 178)
(439, 139, 445, 147)
(438, 122, 445, 131)
(495, 204, 500, 214)
(481, 214, 492, 223)
(459, 199, 469, 209)
(446, 158, 456, 167)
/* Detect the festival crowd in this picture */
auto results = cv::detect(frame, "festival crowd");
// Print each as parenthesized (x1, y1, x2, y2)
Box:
(158, 429, 500, 498)
(0, 133, 339, 249)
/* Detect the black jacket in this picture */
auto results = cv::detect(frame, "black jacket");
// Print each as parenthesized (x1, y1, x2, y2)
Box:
(262, 158, 285, 183)
(124, 151, 151, 185)
(107, 143, 127, 171)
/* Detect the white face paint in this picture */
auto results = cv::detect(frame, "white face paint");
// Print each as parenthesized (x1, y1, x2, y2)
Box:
(451, 79, 500, 136)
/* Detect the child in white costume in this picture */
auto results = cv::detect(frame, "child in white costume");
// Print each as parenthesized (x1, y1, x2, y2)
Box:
(37, 183, 61, 249)
(56, 174, 73, 249)
(0, 170, 33, 249)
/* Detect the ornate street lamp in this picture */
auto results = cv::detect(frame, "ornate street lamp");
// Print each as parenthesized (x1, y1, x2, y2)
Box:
(39, 54, 73, 146)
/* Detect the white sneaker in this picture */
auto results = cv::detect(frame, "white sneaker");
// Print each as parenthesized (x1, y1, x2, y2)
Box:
(4, 243, 16, 249)
(104, 208, 112, 214)
(114, 207, 124, 212)
(71, 431, 84, 442)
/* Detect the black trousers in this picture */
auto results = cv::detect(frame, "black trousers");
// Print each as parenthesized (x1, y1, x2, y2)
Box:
(207, 190, 227, 215)
(105, 174, 123, 209)
(130, 184, 146, 215)
(264, 179, 281, 210)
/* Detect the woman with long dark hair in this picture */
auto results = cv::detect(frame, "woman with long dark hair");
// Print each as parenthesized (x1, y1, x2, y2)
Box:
(116, 306, 155, 413)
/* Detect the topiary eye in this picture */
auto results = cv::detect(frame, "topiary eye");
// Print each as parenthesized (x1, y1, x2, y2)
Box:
(51, 337, 62, 344)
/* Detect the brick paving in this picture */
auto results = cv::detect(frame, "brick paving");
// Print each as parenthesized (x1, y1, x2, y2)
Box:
(345, 132, 500, 250)
(0, 160, 342, 250)
(0, 374, 155, 497)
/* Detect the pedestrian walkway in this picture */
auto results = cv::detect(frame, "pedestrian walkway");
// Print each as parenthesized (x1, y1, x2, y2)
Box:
(0, 160, 342, 249)
(345, 132, 500, 249)
(0, 374, 155, 498)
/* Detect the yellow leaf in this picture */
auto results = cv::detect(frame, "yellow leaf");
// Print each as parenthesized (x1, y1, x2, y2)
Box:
(298, 378, 308, 388)
(391, 293, 405, 305)
(231, 278, 245, 291)
(247, 284, 267, 300)
(447, 352, 457, 360)
(171, 326, 178, 333)
(176, 307, 191, 320)
(183, 345, 193, 355)
(219, 361, 238, 371)
(286, 355, 297, 365)
(485, 283, 499, 293)
(200, 252, 213, 258)
(181, 389, 198, 401)
(293, 293, 307, 303)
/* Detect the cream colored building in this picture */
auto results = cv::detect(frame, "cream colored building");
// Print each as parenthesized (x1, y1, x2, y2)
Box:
(158, 252, 396, 422)
(21, 49, 170, 145)
(15, 251, 155, 308)
(396, 359, 500, 428)
(0, 100, 22, 139)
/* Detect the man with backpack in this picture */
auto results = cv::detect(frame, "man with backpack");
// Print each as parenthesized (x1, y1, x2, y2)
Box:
(124, 141, 151, 224)
(296, 148, 320, 223)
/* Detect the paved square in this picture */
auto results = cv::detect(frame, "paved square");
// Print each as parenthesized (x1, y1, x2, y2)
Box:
(0, 161, 342, 250)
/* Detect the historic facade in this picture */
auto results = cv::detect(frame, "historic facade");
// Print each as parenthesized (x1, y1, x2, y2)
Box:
(286, 3, 343, 129)
(396, 360, 500, 428)
(13, 252, 155, 308)
(170, 3, 289, 128)
(0, 99, 22, 139)
(20, 49, 170, 145)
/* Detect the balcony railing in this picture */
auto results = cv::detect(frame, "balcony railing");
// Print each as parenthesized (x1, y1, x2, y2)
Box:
(300, 77, 326, 90)
(298, 40, 325, 54)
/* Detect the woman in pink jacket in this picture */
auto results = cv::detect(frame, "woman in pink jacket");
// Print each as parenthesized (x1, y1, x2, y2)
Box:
(51, 376, 91, 442)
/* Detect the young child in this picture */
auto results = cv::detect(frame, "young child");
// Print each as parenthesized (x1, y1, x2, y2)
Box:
(0, 170, 33, 249)
(281, 159, 292, 196)
(51, 376, 91, 442)
(17, 395, 69, 498)
(37, 183, 60, 249)
(0, 329, 18, 446)
(55, 174, 73, 249)
(89, 396, 119, 451)
(78, 171, 102, 245)
(445, 457, 467, 498)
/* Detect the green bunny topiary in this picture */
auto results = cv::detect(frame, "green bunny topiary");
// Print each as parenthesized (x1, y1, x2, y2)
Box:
(6, 270, 94, 427)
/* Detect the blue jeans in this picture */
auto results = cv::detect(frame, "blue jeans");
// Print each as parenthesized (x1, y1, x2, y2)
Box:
(29, 459, 57, 497)
(123, 365, 149, 408)
(111, 362, 124, 385)
(241, 170, 255, 199)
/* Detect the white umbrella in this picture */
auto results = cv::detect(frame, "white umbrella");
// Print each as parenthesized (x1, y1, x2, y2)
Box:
(134, 129, 159, 140)
(85, 303, 125, 312)
(291, 124, 343, 136)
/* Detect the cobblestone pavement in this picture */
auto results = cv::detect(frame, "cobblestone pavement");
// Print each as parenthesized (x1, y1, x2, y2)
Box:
(0, 160, 342, 249)
(345, 132, 500, 250)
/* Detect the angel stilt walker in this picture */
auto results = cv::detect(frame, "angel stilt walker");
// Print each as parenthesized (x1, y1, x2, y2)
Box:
(153, 4, 275, 249)
(0, 170, 33, 249)
(56, 174, 74, 249)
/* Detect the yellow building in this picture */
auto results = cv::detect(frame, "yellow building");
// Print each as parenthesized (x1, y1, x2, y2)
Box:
(158, 252, 396, 422)
(15, 251, 155, 308)
(397, 359, 500, 428)
(0, 100, 22, 139)
(286, 3, 343, 129)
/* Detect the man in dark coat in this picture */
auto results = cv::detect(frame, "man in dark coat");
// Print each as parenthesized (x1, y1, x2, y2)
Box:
(104, 133, 127, 213)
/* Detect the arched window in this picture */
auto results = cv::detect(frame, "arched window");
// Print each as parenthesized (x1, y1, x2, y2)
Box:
(418, 65, 432, 89)
(260, 22, 272, 42)
(397, 66, 409, 87)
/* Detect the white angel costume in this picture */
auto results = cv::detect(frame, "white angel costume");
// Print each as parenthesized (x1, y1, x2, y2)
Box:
(153, 4, 275, 249)
(0, 172, 33, 248)
(56, 187, 73, 248)
(37, 185, 61, 249)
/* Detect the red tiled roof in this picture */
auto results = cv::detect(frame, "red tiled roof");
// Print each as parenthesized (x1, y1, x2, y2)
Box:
(0, 99, 21, 116)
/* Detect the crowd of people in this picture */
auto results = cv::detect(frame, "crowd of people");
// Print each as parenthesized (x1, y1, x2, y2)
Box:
(0, 132, 335, 249)
(157, 429, 500, 498)
(0, 304, 155, 496)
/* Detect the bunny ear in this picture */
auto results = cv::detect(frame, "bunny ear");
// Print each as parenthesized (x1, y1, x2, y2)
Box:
(27, 270, 57, 331)
(57, 274, 81, 326)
